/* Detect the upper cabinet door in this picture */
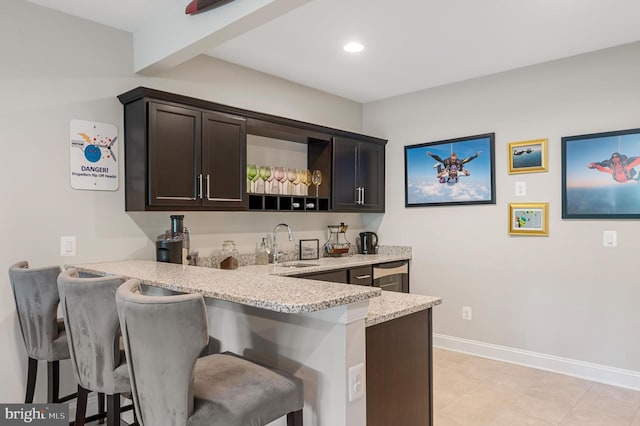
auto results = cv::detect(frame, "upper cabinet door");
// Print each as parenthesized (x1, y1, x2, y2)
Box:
(332, 137, 359, 211)
(148, 102, 201, 208)
(358, 142, 385, 212)
(332, 137, 385, 212)
(201, 112, 247, 210)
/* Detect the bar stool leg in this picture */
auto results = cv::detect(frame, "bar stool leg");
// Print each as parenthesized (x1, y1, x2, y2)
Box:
(47, 361, 60, 403)
(25, 357, 38, 403)
(75, 385, 89, 426)
(106, 394, 121, 426)
(287, 409, 303, 426)
(98, 392, 106, 424)
(132, 406, 139, 426)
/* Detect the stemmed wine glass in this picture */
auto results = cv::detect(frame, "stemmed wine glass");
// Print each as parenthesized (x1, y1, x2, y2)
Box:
(279, 168, 290, 194)
(266, 167, 276, 194)
(302, 170, 312, 195)
(292, 169, 301, 195)
(258, 165, 271, 194)
(273, 166, 285, 194)
(287, 168, 297, 195)
(312, 170, 322, 197)
(247, 164, 258, 193)
(296, 169, 307, 195)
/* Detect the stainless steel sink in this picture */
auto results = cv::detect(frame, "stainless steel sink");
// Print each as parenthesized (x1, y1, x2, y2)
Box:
(275, 262, 320, 268)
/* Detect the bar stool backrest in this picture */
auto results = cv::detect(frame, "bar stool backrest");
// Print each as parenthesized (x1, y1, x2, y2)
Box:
(9, 261, 62, 361)
(57, 268, 126, 393)
(116, 279, 208, 426)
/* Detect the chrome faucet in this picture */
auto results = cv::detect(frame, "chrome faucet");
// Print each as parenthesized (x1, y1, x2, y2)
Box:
(272, 223, 293, 265)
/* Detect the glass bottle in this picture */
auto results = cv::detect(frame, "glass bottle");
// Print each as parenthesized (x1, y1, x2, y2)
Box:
(255, 238, 269, 265)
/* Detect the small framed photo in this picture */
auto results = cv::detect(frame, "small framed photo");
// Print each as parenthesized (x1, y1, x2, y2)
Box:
(404, 133, 496, 207)
(509, 203, 549, 236)
(562, 128, 640, 219)
(508, 138, 548, 174)
(299, 239, 319, 260)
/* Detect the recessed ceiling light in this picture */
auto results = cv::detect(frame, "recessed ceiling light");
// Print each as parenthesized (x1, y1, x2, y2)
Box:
(343, 42, 364, 53)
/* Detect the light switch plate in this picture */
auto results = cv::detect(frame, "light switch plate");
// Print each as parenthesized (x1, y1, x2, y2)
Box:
(603, 230, 617, 248)
(515, 181, 526, 196)
(60, 236, 76, 256)
(348, 363, 365, 402)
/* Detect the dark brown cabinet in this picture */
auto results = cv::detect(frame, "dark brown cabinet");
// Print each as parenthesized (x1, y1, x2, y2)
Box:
(147, 103, 247, 210)
(296, 265, 374, 286)
(366, 309, 432, 426)
(332, 137, 385, 212)
(119, 87, 386, 212)
(120, 94, 247, 211)
(348, 265, 373, 286)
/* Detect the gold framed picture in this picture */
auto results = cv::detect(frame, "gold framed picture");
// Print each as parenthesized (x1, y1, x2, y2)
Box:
(509, 203, 549, 236)
(508, 138, 548, 174)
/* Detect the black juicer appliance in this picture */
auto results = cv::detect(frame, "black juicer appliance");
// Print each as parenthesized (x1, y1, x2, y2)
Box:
(156, 215, 190, 264)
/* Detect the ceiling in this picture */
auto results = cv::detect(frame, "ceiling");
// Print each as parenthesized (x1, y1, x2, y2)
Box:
(26, 0, 640, 103)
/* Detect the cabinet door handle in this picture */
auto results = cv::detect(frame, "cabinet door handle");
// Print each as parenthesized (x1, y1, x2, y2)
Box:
(355, 274, 371, 280)
(198, 174, 203, 199)
(357, 187, 364, 205)
(206, 174, 211, 200)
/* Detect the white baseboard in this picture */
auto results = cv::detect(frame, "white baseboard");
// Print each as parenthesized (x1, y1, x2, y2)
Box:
(433, 333, 640, 391)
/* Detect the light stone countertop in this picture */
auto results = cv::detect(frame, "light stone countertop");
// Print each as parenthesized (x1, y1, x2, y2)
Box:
(71, 248, 442, 325)
(366, 291, 442, 327)
(70, 260, 381, 314)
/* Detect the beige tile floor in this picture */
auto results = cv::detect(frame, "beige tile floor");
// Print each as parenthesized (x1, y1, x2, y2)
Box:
(434, 348, 640, 425)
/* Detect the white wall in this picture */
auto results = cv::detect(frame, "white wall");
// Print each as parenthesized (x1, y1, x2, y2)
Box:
(0, 0, 371, 403)
(363, 42, 640, 374)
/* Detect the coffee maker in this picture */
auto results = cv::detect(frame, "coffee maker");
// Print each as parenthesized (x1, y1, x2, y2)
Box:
(358, 232, 378, 255)
(156, 215, 190, 265)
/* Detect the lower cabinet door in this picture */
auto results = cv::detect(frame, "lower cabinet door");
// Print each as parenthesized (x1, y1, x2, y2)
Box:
(366, 309, 432, 426)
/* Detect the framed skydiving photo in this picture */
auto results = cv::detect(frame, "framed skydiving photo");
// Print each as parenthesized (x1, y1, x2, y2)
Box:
(562, 128, 640, 219)
(404, 133, 496, 207)
(508, 138, 548, 174)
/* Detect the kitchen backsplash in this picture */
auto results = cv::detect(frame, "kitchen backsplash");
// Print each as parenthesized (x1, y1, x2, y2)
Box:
(198, 245, 411, 269)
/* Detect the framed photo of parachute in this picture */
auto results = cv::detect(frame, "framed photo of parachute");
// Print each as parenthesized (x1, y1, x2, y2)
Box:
(404, 133, 496, 207)
(562, 128, 640, 219)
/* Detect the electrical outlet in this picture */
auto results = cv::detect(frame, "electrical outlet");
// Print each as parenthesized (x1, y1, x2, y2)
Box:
(348, 363, 365, 402)
(462, 306, 472, 321)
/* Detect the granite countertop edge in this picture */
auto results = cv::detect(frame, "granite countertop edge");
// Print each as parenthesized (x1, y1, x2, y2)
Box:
(366, 292, 443, 327)
(70, 261, 383, 315)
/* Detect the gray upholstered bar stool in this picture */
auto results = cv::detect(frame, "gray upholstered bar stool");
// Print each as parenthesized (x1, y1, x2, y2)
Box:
(8, 261, 76, 404)
(116, 279, 304, 426)
(57, 268, 135, 426)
